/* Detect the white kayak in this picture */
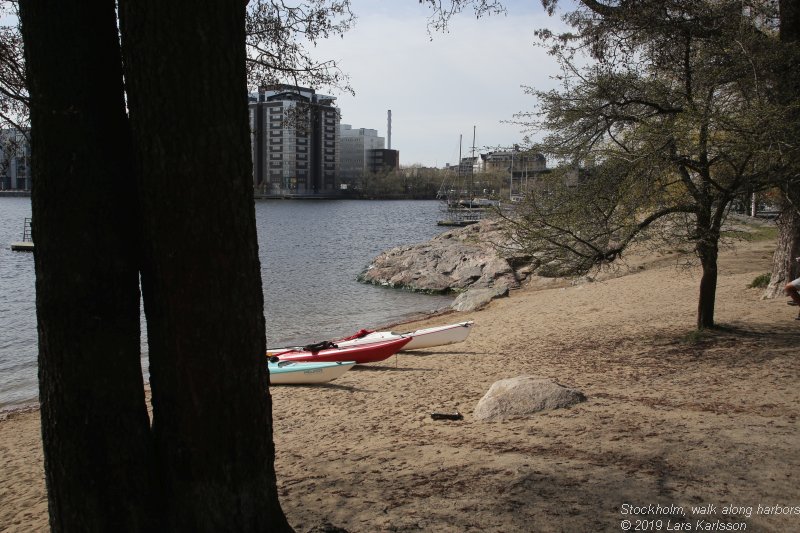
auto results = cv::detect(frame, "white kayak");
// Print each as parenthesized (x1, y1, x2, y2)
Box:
(335, 321, 474, 351)
(267, 360, 355, 385)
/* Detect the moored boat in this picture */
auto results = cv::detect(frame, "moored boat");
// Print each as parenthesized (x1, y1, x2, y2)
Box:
(268, 336, 412, 364)
(268, 360, 355, 385)
(335, 321, 474, 350)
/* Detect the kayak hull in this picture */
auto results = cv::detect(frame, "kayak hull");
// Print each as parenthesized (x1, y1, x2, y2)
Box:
(337, 321, 474, 350)
(268, 360, 355, 385)
(269, 336, 411, 364)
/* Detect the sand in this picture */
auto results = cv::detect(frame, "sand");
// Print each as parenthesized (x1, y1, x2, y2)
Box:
(2, 237, 799, 532)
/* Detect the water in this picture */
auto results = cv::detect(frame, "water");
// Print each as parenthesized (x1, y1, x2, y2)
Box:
(0, 197, 453, 410)
(0, 197, 35, 409)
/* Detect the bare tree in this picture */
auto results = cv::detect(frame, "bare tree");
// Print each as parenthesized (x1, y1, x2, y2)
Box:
(245, 0, 355, 92)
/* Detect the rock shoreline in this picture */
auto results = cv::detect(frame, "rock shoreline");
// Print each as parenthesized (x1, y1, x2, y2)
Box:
(358, 219, 537, 311)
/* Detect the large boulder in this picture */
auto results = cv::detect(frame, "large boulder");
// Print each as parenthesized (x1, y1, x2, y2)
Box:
(473, 376, 586, 421)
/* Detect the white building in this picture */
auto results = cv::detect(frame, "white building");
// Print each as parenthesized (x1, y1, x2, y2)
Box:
(338, 124, 385, 183)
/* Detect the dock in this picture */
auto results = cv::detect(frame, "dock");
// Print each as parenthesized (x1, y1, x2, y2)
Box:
(10, 241, 33, 252)
(437, 219, 479, 227)
(10, 217, 33, 252)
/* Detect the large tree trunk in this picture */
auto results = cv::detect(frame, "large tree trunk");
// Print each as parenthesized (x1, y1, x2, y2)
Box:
(19, 1, 157, 530)
(119, 1, 291, 530)
(764, 192, 800, 297)
(764, 0, 800, 298)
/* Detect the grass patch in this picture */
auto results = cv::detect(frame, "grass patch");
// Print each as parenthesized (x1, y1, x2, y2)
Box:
(722, 225, 779, 242)
(748, 272, 771, 289)
(680, 324, 740, 345)
(681, 329, 713, 344)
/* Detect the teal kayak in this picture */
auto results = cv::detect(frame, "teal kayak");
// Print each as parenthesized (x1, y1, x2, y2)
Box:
(267, 360, 355, 385)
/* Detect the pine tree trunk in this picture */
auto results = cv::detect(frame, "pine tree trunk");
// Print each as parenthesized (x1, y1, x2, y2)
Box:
(764, 192, 800, 298)
(19, 1, 157, 530)
(764, 1, 800, 299)
(119, 1, 291, 530)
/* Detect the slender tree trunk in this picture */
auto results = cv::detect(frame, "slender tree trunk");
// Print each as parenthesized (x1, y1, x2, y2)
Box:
(696, 240, 718, 329)
(119, 1, 291, 530)
(695, 206, 719, 329)
(19, 1, 157, 530)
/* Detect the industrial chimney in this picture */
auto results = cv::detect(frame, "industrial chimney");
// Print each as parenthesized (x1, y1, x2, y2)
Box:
(387, 109, 392, 150)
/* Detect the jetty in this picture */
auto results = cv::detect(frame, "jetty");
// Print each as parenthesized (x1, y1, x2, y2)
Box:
(10, 217, 33, 252)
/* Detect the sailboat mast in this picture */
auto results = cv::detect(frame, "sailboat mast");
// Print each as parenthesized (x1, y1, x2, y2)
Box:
(458, 134, 462, 171)
(458, 134, 462, 192)
(470, 125, 476, 201)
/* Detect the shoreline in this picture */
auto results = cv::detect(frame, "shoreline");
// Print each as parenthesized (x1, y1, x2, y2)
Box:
(0, 303, 459, 416)
(3, 236, 800, 531)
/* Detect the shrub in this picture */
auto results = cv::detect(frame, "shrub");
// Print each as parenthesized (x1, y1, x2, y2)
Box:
(748, 273, 771, 289)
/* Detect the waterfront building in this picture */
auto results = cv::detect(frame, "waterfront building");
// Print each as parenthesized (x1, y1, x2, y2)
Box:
(481, 150, 546, 176)
(339, 124, 385, 185)
(367, 148, 400, 175)
(482, 150, 547, 197)
(0, 128, 31, 191)
(249, 85, 339, 197)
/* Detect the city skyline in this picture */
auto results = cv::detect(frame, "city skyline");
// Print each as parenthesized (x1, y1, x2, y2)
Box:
(309, 0, 569, 167)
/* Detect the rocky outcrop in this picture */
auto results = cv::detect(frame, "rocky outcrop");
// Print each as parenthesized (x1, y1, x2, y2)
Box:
(473, 376, 586, 421)
(450, 284, 509, 312)
(358, 219, 532, 298)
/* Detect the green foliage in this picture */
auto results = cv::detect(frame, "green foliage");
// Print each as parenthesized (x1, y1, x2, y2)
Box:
(748, 273, 771, 289)
(502, 0, 800, 328)
(505, 0, 795, 269)
(721, 223, 779, 242)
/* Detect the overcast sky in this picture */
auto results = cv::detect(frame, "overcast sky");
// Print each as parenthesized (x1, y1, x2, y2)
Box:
(312, 0, 570, 167)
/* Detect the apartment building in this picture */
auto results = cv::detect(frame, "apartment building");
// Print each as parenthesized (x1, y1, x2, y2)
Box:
(0, 128, 31, 191)
(249, 85, 339, 196)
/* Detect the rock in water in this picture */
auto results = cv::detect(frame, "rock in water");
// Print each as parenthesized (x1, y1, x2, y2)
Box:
(473, 376, 586, 421)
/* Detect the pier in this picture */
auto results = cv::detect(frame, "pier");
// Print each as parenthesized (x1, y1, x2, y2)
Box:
(10, 217, 33, 252)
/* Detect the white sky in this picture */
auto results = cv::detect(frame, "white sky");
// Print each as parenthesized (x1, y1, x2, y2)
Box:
(312, 0, 570, 167)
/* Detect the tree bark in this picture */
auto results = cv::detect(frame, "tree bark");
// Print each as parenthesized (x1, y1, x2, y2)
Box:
(119, 1, 291, 530)
(764, 192, 800, 297)
(696, 241, 718, 330)
(19, 1, 157, 530)
(695, 205, 719, 330)
(764, 0, 800, 299)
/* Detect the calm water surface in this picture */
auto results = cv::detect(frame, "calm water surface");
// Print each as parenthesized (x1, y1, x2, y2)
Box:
(0, 198, 452, 409)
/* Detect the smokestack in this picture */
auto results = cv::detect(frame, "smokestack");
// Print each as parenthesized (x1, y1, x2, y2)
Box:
(387, 109, 392, 150)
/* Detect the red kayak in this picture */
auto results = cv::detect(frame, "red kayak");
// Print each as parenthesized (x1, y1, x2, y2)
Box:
(269, 336, 412, 364)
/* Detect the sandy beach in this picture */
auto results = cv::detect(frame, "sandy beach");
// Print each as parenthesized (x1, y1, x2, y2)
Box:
(2, 236, 799, 532)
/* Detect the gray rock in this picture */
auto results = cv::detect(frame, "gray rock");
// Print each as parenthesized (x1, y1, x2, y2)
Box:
(450, 284, 509, 312)
(359, 218, 533, 294)
(473, 376, 586, 421)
